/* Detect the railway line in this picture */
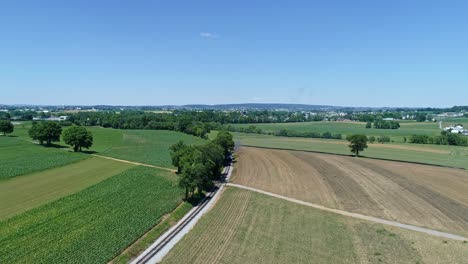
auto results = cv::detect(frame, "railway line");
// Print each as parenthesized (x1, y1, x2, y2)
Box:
(131, 158, 233, 264)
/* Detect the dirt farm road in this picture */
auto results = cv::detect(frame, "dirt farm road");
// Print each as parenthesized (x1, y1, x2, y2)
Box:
(227, 183, 468, 241)
(91, 154, 177, 172)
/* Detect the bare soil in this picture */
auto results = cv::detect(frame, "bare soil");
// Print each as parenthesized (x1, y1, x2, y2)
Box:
(231, 147, 468, 236)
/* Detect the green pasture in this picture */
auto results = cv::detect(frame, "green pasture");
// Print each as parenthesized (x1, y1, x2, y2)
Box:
(10, 123, 205, 168)
(231, 121, 444, 142)
(91, 129, 206, 168)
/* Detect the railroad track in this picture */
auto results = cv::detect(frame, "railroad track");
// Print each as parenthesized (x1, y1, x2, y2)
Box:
(132, 161, 232, 264)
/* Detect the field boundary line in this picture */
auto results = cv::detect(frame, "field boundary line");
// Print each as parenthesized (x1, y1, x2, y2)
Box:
(227, 183, 468, 242)
(91, 154, 177, 173)
(241, 145, 467, 171)
(17, 137, 177, 172)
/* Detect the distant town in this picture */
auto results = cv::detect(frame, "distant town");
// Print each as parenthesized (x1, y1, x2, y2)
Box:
(1, 104, 467, 130)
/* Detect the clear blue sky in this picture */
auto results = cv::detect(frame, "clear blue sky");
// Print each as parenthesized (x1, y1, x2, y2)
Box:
(1, 0, 467, 107)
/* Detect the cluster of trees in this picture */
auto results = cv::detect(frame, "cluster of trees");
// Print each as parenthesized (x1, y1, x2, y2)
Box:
(29, 122, 62, 145)
(170, 131, 234, 199)
(68, 111, 217, 138)
(28, 122, 94, 151)
(0, 110, 37, 121)
(0, 120, 14, 136)
(353, 113, 401, 122)
(366, 120, 400, 129)
(275, 129, 342, 139)
(415, 113, 427, 122)
(409, 132, 468, 146)
(0, 112, 11, 120)
(367, 135, 391, 144)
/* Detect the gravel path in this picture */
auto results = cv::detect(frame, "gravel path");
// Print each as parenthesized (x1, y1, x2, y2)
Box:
(227, 183, 468, 241)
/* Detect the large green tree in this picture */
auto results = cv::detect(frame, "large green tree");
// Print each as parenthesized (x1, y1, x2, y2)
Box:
(177, 147, 214, 199)
(170, 140, 189, 172)
(346, 134, 368, 157)
(28, 122, 62, 145)
(170, 135, 232, 199)
(198, 142, 225, 180)
(213, 131, 235, 156)
(0, 120, 14, 136)
(63, 126, 93, 152)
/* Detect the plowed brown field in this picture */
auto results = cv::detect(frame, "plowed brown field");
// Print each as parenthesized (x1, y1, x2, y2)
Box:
(232, 147, 468, 236)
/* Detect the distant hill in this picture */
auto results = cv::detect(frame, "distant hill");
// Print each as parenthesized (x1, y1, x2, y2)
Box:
(180, 103, 338, 111)
(176, 103, 412, 111)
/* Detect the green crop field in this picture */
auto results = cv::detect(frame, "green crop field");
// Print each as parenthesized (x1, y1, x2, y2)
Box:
(227, 132, 468, 169)
(0, 157, 134, 220)
(162, 187, 468, 264)
(0, 136, 88, 180)
(0, 166, 184, 264)
(112, 201, 195, 264)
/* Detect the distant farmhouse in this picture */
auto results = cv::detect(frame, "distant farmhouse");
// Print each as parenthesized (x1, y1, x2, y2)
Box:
(443, 124, 467, 135)
(33, 116, 68, 121)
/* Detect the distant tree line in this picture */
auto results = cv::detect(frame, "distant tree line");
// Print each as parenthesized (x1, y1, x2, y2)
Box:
(352, 113, 401, 122)
(65, 111, 328, 139)
(170, 131, 234, 199)
(409, 132, 468, 146)
(368, 120, 400, 129)
(217, 124, 342, 139)
(0, 110, 36, 121)
(67, 110, 321, 126)
(274, 129, 342, 139)
(367, 135, 391, 144)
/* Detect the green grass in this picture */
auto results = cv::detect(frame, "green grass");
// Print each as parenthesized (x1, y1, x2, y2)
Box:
(0, 136, 88, 180)
(0, 166, 184, 264)
(86, 127, 124, 152)
(112, 201, 195, 264)
(162, 187, 468, 264)
(229, 132, 468, 169)
(92, 129, 206, 168)
(0, 157, 134, 220)
(231, 120, 444, 142)
(11, 124, 206, 168)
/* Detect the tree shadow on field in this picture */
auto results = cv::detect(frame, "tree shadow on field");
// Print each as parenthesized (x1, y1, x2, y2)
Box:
(42, 143, 69, 149)
(81, 150, 98, 154)
(5, 135, 18, 138)
(186, 192, 206, 206)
